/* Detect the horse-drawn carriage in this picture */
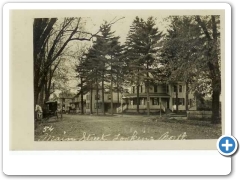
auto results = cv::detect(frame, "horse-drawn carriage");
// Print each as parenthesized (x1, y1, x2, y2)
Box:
(35, 101, 62, 122)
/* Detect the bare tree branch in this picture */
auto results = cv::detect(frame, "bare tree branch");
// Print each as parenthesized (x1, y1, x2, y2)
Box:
(108, 17, 125, 26)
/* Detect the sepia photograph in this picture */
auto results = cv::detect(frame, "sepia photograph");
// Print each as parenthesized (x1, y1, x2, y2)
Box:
(32, 10, 223, 142)
(4, 2, 234, 176)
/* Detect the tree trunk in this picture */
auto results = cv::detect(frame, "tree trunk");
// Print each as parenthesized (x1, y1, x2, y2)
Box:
(34, 90, 39, 108)
(136, 85, 140, 114)
(34, 75, 40, 106)
(80, 77, 84, 114)
(146, 68, 150, 116)
(136, 68, 140, 114)
(159, 97, 162, 117)
(90, 84, 93, 114)
(39, 84, 45, 107)
(102, 76, 105, 115)
(211, 82, 221, 124)
(96, 73, 99, 115)
(117, 73, 119, 104)
(81, 92, 84, 114)
(44, 60, 60, 103)
(44, 69, 51, 103)
(146, 82, 150, 116)
(34, 83, 40, 130)
(111, 70, 113, 115)
(176, 84, 178, 113)
(44, 93, 50, 105)
(185, 82, 189, 111)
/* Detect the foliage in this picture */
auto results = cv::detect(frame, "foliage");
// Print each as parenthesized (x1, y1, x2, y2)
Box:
(34, 17, 100, 106)
(160, 15, 221, 123)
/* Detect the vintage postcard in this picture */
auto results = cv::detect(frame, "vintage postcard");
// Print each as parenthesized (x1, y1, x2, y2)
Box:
(9, 6, 227, 150)
(4, 2, 233, 176)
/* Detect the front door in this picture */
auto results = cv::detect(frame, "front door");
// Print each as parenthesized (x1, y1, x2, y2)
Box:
(162, 98, 170, 109)
(167, 99, 169, 108)
(104, 103, 109, 112)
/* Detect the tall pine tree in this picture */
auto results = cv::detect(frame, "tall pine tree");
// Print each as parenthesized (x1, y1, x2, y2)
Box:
(125, 16, 163, 115)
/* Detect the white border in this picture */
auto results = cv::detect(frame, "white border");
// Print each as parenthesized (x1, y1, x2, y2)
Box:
(3, 2, 232, 175)
(1, 2, 232, 10)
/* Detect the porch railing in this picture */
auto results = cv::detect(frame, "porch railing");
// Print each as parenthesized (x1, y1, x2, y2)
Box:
(116, 104, 128, 113)
(117, 104, 166, 113)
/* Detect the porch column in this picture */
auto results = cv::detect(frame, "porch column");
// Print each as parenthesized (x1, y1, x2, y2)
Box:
(144, 98, 146, 109)
(169, 97, 172, 111)
(159, 97, 162, 117)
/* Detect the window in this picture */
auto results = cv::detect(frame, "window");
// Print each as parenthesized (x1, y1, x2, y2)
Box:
(94, 103, 101, 109)
(172, 98, 185, 105)
(86, 95, 89, 100)
(179, 85, 182, 93)
(152, 98, 159, 105)
(140, 85, 143, 93)
(95, 94, 100, 100)
(123, 89, 129, 93)
(133, 99, 140, 105)
(172, 98, 177, 105)
(179, 98, 185, 105)
(154, 85, 158, 93)
(132, 86, 135, 93)
(108, 94, 111, 100)
(139, 98, 145, 105)
(166, 85, 169, 93)
(174, 85, 177, 92)
(86, 103, 90, 109)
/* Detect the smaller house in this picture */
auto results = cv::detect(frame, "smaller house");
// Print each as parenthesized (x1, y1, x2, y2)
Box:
(57, 97, 72, 113)
(69, 94, 86, 113)
(85, 89, 122, 114)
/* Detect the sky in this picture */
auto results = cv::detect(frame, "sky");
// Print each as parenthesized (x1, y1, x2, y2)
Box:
(82, 10, 170, 44)
(57, 10, 171, 95)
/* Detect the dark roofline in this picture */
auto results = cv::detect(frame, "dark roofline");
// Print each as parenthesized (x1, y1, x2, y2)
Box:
(124, 93, 170, 98)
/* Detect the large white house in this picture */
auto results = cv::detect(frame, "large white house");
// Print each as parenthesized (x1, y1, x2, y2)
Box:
(120, 82, 196, 113)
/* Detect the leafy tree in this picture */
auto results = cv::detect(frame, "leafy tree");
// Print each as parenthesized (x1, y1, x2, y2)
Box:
(34, 18, 57, 108)
(34, 17, 100, 108)
(160, 16, 202, 112)
(195, 15, 221, 124)
(161, 15, 221, 123)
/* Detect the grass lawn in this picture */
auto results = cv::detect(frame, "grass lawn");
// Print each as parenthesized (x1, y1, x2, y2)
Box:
(34, 114, 222, 141)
